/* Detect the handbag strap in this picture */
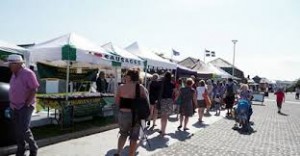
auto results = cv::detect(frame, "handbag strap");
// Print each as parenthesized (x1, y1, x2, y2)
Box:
(135, 83, 141, 98)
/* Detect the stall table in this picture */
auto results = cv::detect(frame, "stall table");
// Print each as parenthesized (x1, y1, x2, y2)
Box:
(37, 93, 114, 127)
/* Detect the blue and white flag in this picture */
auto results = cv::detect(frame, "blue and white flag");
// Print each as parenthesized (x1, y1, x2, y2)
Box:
(172, 49, 180, 56)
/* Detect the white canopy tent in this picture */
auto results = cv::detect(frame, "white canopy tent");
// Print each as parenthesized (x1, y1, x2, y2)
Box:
(207, 63, 238, 79)
(28, 33, 118, 102)
(125, 42, 176, 70)
(0, 40, 27, 66)
(28, 33, 112, 67)
(102, 42, 145, 69)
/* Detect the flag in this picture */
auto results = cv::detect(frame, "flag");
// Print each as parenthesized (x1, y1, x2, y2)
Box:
(172, 49, 180, 56)
(205, 49, 211, 57)
(211, 51, 216, 57)
(205, 49, 216, 57)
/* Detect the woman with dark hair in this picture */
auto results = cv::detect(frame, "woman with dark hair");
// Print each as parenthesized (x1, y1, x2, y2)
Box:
(147, 73, 160, 127)
(115, 69, 149, 156)
(177, 78, 197, 131)
(158, 72, 175, 136)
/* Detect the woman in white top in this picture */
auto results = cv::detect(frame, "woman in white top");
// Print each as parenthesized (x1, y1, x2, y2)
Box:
(196, 80, 207, 123)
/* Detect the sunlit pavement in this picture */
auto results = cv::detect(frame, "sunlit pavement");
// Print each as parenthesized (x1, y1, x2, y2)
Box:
(16, 93, 300, 156)
(153, 94, 300, 156)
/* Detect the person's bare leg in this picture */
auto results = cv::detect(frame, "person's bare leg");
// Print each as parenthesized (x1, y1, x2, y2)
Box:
(160, 114, 168, 135)
(179, 114, 183, 127)
(152, 108, 158, 126)
(148, 105, 154, 125)
(198, 108, 204, 121)
(183, 116, 189, 129)
(117, 135, 127, 155)
(129, 140, 138, 156)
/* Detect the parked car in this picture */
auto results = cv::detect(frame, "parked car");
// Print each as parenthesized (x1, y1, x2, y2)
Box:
(0, 66, 16, 147)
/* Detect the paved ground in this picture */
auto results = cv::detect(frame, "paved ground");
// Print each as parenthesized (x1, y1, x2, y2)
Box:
(34, 105, 226, 156)
(11, 92, 300, 156)
(153, 94, 300, 156)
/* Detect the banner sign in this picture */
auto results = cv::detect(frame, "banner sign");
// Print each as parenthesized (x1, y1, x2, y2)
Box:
(89, 52, 143, 66)
(37, 62, 98, 81)
(103, 53, 142, 66)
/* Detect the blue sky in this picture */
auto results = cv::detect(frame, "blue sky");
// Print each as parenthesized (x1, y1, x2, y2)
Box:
(1, 0, 300, 81)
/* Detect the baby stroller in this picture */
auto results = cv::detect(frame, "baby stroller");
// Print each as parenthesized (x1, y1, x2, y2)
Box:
(234, 99, 252, 132)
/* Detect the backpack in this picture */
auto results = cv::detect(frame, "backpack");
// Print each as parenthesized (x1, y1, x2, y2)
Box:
(226, 84, 235, 97)
(132, 84, 150, 120)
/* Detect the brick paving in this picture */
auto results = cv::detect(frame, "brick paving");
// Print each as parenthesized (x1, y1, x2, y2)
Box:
(152, 99, 300, 156)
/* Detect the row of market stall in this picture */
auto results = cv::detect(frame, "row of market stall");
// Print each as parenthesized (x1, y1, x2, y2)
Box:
(0, 32, 239, 127)
(1, 33, 239, 81)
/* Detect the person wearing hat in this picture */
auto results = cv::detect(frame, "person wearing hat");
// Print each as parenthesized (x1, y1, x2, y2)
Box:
(6, 54, 39, 156)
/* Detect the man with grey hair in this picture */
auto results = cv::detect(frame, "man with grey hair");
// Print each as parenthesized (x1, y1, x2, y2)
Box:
(6, 54, 39, 156)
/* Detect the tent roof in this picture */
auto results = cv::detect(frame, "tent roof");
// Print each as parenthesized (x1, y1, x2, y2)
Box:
(102, 42, 144, 62)
(178, 57, 204, 69)
(102, 42, 145, 68)
(125, 42, 176, 69)
(209, 58, 243, 71)
(30, 33, 107, 53)
(0, 40, 26, 55)
(28, 33, 112, 67)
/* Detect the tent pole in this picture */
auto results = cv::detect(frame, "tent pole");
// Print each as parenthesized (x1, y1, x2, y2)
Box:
(144, 66, 147, 86)
(65, 60, 70, 104)
(114, 67, 118, 95)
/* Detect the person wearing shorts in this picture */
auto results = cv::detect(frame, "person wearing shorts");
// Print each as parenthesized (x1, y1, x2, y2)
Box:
(196, 80, 207, 123)
(115, 69, 149, 156)
(158, 72, 175, 136)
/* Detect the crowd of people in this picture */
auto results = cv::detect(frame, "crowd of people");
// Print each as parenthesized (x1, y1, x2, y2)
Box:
(114, 69, 255, 156)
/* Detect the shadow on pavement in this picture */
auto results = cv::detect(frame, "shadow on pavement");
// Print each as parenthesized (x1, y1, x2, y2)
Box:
(140, 135, 169, 151)
(168, 116, 179, 122)
(252, 103, 266, 106)
(223, 116, 235, 120)
(278, 112, 289, 116)
(192, 122, 209, 128)
(105, 146, 140, 156)
(105, 149, 118, 156)
(145, 127, 160, 136)
(232, 126, 257, 135)
(168, 130, 194, 142)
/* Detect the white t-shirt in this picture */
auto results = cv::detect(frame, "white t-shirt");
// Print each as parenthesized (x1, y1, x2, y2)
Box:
(196, 86, 206, 100)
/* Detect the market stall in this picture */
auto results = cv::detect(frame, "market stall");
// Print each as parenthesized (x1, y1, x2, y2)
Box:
(36, 93, 114, 126)
(175, 64, 198, 78)
(28, 33, 117, 127)
(125, 42, 176, 74)
(102, 42, 145, 69)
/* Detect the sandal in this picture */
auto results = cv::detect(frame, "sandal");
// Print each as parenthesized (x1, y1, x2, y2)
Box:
(183, 128, 190, 131)
(158, 131, 166, 136)
(177, 125, 182, 130)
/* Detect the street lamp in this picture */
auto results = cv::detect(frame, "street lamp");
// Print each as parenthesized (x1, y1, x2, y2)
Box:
(232, 40, 238, 77)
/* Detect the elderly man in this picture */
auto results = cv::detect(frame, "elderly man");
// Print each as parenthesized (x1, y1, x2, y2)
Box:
(6, 54, 39, 156)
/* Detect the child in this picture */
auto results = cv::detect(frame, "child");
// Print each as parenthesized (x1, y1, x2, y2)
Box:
(214, 94, 221, 115)
(274, 88, 285, 113)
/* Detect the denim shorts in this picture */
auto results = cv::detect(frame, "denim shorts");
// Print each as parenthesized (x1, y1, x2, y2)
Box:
(118, 111, 140, 140)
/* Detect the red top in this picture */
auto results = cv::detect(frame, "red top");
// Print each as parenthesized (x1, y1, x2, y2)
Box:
(275, 91, 285, 103)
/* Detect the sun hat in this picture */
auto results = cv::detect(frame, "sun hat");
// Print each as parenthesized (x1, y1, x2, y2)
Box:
(5, 54, 24, 64)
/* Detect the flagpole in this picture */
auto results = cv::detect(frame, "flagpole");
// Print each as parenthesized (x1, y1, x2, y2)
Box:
(171, 49, 177, 81)
(203, 49, 206, 63)
(171, 49, 174, 62)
